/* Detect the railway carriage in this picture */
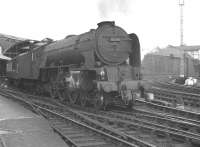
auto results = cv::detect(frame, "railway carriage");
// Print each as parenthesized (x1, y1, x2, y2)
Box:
(7, 21, 144, 109)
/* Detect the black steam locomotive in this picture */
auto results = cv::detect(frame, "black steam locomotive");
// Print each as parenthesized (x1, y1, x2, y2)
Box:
(7, 21, 143, 109)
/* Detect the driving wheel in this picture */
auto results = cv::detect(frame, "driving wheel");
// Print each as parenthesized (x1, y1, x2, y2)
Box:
(94, 92, 105, 110)
(49, 82, 58, 98)
(58, 89, 68, 102)
(69, 91, 79, 104)
(80, 92, 88, 107)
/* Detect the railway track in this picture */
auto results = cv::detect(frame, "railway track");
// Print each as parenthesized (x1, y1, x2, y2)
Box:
(108, 110, 200, 136)
(148, 80, 200, 114)
(149, 87, 200, 109)
(1, 86, 200, 146)
(0, 87, 156, 147)
(57, 101, 200, 146)
(5, 86, 200, 124)
(37, 106, 135, 147)
(152, 81, 200, 94)
(79, 110, 200, 147)
(135, 99, 200, 124)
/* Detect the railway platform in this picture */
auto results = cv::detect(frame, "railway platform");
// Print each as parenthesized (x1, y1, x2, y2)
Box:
(0, 95, 68, 147)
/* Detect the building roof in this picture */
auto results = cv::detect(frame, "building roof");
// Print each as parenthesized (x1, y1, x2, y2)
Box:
(150, 45, 184, 58)
(147, 45, 200, 59)
(0, 54, 10, 60)
(177, 45, 200, 51)
(0, 33, 28, 54)
(0, 34, 40, 58)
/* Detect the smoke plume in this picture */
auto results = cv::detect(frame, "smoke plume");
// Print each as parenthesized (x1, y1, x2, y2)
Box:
(98, 0, 132, 18)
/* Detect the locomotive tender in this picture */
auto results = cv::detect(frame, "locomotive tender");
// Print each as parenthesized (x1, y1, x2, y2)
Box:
(7, 21, 142, 109)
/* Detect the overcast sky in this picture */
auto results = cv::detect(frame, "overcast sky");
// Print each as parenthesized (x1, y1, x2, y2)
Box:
(0, 0, 199, 55)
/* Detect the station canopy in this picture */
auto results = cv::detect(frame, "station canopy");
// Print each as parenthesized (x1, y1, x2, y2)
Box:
(0, 33, 36, 58)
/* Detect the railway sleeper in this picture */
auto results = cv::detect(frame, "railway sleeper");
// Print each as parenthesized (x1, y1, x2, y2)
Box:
(82, 111, 200, 146)
(136, 99, 200, 121)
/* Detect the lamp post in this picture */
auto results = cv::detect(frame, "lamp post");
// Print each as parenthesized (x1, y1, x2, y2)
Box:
(179, 0, 184, 46)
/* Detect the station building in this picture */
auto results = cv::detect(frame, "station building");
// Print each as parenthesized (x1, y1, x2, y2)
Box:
(142, 45, 200, 80)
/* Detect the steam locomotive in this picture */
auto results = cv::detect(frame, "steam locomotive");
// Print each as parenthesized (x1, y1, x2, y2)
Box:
(7, 21, 143, 109)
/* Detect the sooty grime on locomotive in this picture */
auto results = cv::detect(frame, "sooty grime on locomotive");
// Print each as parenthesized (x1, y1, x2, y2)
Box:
(6, 21, 143, 109)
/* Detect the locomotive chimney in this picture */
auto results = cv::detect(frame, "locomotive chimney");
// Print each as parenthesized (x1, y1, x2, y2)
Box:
(97, 21, 115, 27)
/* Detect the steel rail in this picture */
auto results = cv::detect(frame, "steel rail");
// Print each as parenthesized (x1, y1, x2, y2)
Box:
(153, 81, 200, 94)
(2, 85, 200, 146)
(79, 110, 200, 145)
(135, 99, 200, 122)
(0, 88, 155, 147)
(106, 110, 200, 139)
(111, 109, 200, 133)
(150, 87, 200, 108)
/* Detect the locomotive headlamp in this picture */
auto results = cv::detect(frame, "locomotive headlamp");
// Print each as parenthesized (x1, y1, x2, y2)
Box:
(100, 70, 105, 76)
(100, 68, 106, 80)
(100, 95, 104, 101)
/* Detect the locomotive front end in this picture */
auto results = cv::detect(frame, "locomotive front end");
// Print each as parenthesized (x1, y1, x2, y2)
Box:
(94, 21, 142, 108)
(95, 21, 132, 65)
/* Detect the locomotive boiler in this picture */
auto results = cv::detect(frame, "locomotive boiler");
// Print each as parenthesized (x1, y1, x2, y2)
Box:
(7, 21, 142, 109)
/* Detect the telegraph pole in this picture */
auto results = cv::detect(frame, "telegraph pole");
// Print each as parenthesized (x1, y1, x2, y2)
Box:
(179, 0, 184, 46)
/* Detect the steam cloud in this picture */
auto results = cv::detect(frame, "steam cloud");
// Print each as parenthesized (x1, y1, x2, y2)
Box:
(98, 0, 132, 18)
